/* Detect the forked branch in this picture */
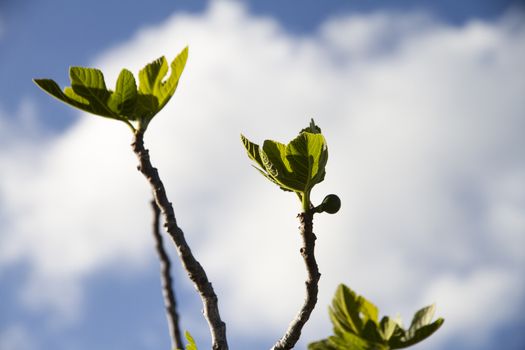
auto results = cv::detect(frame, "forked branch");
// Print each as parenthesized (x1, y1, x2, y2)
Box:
(133, 130, 228, 350)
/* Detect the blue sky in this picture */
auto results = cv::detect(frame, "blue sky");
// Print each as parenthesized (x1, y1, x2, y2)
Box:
(1, 1, 525, 349)
(0, 0, 519, 129)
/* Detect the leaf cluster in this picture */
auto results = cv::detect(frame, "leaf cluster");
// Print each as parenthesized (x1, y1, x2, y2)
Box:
(309, 284, 444, 350)
(241, 119, 328, 211)
(34, 47, 188, 132)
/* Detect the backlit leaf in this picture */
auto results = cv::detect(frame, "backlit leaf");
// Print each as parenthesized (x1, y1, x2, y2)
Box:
(309, 284, 444, 350)
(34, 47, 188, 131)
(241, 119, 328, 209)
(34, 79, 90, 112)
(379, 317, 400, 341)
(108, 68, 137, 117)
(138, 46, 188, 114)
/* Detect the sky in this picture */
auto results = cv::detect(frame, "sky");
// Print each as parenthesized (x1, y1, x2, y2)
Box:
(1, 0, 524, 349)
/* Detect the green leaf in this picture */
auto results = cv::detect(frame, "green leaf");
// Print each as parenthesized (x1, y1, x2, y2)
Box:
(108, 69, 138, 118)
(241, 134, 264, 169)
(241, 120, 328, 209)
(329, 286, 361, 334)
(286, 132, 328, 192)
(330, 284, 379, 336)
(138, 46, 188, 118)
(379, 316, 400, 341)
(261, 139, 303, 192)
(388, 304, 444, 349)
(69, 66, 123, 120)
(34, 47, 188, 131)
(309, 333, 387, 350)
(34, 79, 93, 113)
(407, 304, 437, 336)
(185, 331, 198, 350)
(315, 284, 444, 350)
(361, 320, 384, 344)
(308, 339, 337, 350)
(70, 67, 108, 100)
(241, 134, 289, 190)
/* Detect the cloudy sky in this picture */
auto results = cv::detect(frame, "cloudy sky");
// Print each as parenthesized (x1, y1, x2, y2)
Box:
(1, 0, 524, 349)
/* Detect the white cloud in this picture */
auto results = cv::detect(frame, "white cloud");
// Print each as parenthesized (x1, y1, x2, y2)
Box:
(422, 268, 524, 349)
(1, 1, 524, 348)
(0, 106, 151, 322)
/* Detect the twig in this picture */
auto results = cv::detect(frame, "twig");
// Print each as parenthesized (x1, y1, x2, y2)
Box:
(132, 130, 228, 350)
(150, 199, 184, 350)
(272, 211, 320, 350)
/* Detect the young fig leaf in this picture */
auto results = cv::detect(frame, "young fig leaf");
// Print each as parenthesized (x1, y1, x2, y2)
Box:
(34, 46, 188, 132)
(108, 68, 138, 117)
(309, 284, 444, 350)
(241, 119, 328, 211)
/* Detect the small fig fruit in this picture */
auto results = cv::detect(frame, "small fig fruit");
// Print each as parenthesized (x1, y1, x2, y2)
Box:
(315, 194, 341, 214)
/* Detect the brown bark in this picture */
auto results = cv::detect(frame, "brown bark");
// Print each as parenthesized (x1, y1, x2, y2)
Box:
(272, 211, 321, 350)
(150, 199, 184, 349)
(133, 130, 228, 350)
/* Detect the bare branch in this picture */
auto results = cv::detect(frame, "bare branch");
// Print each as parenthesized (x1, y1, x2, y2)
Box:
(150, 199, 184, 350)
(272, 211, 320, 350)
(132, 130, 228, 350)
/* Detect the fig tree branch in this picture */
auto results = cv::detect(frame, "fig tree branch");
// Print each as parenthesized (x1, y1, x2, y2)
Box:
(272, 210, 320, 350)
(150, 199, 184, 350)
(133, 130, 228, 350)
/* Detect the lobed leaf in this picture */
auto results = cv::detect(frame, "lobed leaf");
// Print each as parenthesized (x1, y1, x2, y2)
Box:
(138, 46, 188, 114)
(34, 47, 188, 130)
(69, 67, 121, 119)
(241, 120, 328, 208)
(309, 284, 444, 350)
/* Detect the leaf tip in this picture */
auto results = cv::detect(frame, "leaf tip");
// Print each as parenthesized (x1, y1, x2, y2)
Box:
(174, 46, 189, 66)
(32, 78, 47, 88)
(300, 118, 322, 134)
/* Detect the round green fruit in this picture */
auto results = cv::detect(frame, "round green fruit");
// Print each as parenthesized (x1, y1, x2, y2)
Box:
(319, 194, 341, 214)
